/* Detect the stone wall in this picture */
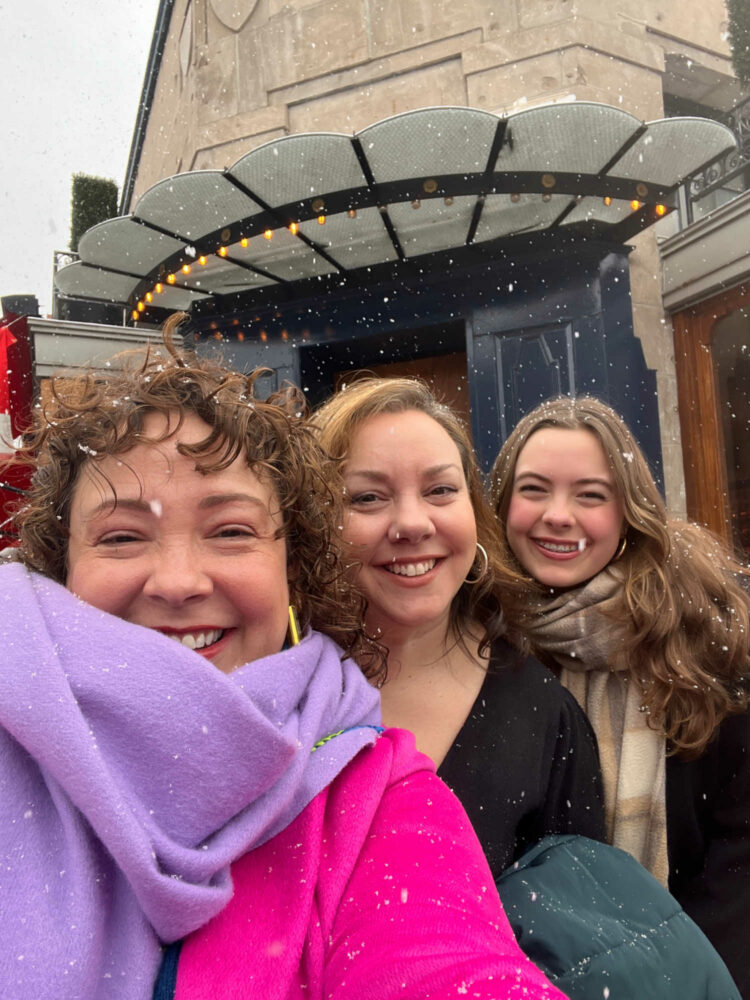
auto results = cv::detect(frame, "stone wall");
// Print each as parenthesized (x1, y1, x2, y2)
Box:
(129, 0, 738, 512)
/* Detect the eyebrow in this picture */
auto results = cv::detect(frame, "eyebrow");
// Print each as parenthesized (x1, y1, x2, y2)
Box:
(82, 493, 270, 519)
(346, 463, 462, 481)
(515, 471, 614, 488)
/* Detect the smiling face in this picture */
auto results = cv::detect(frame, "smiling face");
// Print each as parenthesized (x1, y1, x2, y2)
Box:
(506, 426, 625, 589)
(341, 409, 477, 641)
(66, 411, 290, 673)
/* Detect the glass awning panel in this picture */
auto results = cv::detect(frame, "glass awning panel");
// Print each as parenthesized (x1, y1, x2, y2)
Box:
(54, 102, 738, 319)
(133, 171, 263, 240)
(229, 133, 367, 205)
(78, 217, 185, 274)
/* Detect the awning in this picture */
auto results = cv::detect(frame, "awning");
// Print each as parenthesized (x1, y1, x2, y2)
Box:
(55, 102, 737, 321)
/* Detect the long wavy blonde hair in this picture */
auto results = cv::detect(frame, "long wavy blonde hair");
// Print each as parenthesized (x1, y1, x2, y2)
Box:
(490, 395, 750, 758)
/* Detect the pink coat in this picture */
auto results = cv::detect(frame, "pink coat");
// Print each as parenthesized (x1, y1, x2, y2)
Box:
(175, 729, 567, 999)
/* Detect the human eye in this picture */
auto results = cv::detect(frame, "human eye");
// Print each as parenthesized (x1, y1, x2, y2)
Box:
(579, 489, 608, 503)
(428, 484, 459, 500)
(517, 482, 546, 496)
(211, 523, 259, 540)
(97, 530, 143, 547)
(349, 491, 382, 507)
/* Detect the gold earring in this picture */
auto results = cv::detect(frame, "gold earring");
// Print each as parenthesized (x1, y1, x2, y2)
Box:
(287, 605, 301, 646)
(613, 536, 627, 561)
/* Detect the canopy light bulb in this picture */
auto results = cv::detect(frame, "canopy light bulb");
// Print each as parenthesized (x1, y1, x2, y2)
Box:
(167, 273, 176, 284)
(289, 222, 298, 235)
(199, 255, 208, 266)
(131, 310, 139, 321)
(655, 203, 667, 216)
(347, 209, 357, 219)
(145, 291, 153, 303)
(218, 246, 228, 257)
(240, 238, 249, 248)
(155, 282, 163, 293)
(630, 199, 641, 211)
(603, 196, 612, 206)
(317, 214, 326, 225)
(137, 300, 145, 312)
(264, 229, 273, 240)
(182, 264, 191, 274)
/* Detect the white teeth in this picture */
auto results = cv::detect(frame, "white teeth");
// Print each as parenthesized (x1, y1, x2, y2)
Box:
(167, 629, 224, 650)
(537, 541, 579, 553)
(385, 559, 436, 577)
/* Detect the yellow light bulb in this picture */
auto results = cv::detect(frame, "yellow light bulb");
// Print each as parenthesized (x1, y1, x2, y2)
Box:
(167, 273, 176, 284)
(289, 222, 298, 235)
(317, 214, 326, 225)
(240, 237, 249, 248)
(218, 246, 228, 257)
(630, 199, 641, 211)
(198, 255, 207, 266)
(655, 203, 667, 216)
(155, 282, 163, 293)
(137, 300, 145, 312)
(264, 229, 273, 241)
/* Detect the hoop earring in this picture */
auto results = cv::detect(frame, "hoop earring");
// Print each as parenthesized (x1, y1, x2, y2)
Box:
(287, 605, 301, 646)
(464, 542, 489, 585)
(613, 536, 628, 562)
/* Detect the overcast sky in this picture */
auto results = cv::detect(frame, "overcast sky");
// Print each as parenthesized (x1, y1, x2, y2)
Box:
(0, 0, 160, 315)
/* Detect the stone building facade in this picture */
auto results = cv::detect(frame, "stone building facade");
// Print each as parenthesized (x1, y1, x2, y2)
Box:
(123, 0, 743, 524)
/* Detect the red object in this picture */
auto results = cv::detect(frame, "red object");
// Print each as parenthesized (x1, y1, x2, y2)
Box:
(0, 324, 18, 414)
(0, 312, 33, 544)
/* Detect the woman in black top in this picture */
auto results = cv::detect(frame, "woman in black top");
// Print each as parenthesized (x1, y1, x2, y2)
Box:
(314, 377, 605, 873)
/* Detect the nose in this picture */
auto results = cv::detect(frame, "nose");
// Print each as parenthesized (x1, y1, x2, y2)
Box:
(142, 544, 213, 605)
(387, 496, 436, 544)
(540, 493, 575, 530)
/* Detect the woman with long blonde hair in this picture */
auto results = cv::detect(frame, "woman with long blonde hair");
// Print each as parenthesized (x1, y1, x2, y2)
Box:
(490, 394, 750, 995)
(315, 376, 606, 877)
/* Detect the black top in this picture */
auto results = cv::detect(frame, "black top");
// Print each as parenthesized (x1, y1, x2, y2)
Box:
(667, 709, 750, 999)
(437, 639, 606, 877)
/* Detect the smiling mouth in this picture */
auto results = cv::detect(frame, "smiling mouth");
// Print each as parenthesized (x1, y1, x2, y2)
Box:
(384, 559, 437, 577)
(533, 540, 585, 554)
(163, 628, 227, 650)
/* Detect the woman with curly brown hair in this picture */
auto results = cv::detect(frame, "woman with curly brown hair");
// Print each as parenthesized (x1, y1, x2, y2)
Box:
(314, 376, 605, 877)
(490, 394, 750, 995)
(0, 324, 568, 1000)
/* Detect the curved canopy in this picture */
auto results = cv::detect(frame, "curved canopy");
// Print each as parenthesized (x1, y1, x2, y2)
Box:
(55, 103, 737, 320)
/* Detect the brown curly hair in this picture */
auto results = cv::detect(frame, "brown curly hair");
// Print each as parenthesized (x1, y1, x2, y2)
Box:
(313, 375, 530, 657)
(490, 394, 750, 758)
(8, 315, 384, 678)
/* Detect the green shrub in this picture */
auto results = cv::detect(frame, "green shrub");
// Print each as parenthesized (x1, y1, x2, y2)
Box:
(70, 173, 118, 252)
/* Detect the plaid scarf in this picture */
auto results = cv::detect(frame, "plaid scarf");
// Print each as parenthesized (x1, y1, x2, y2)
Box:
(524, 567, 669, 885)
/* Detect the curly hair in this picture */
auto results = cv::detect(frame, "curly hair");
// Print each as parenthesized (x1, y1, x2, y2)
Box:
(313, 375, 529, 657)
(490, 394, 750, 758)
(7, 315, 384, 678)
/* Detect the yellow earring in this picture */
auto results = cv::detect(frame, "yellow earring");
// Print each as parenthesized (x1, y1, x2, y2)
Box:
(287, 605, 301, 646)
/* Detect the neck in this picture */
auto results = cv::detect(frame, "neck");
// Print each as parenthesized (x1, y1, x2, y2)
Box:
(374, 615, 485, 686)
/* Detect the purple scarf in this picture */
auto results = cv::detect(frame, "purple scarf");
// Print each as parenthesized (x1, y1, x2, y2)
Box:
(0, 564, 381, 1000)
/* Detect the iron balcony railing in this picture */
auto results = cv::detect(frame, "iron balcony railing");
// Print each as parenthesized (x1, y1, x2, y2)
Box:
(682, 93, 750, 225)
